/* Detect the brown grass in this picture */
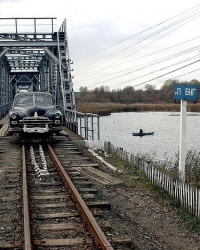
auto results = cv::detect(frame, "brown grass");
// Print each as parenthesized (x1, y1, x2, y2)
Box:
(77, 102, 200, 115)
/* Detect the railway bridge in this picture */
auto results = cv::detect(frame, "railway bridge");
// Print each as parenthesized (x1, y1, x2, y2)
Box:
(0, 18, 135, 250)
(0, 17, 100, 140)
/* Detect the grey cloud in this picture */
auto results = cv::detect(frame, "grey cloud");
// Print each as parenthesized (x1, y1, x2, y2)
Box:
(0, 0, 26, 2)
(69, 20, 126, 59)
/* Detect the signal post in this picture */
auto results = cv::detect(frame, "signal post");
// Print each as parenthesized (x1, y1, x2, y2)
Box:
(173, 84, 198, 182)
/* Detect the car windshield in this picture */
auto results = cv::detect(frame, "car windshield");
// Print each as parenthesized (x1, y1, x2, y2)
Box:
(34, 95, 52, 106)
(15, 94, 53, 106)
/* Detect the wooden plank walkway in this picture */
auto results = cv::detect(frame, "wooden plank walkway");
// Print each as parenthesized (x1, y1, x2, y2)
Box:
(62, 127, 84, 141)
(0, 115, 9, 136)
(0, 114, 8, 126)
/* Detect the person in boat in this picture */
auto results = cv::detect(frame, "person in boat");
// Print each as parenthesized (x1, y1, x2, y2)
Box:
(139, 129, 143, 134)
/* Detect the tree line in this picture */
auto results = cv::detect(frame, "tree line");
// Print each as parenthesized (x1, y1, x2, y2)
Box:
(76, 79, 200, 104)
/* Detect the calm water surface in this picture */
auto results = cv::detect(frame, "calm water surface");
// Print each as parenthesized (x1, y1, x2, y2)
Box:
(99, 112, 200, 162)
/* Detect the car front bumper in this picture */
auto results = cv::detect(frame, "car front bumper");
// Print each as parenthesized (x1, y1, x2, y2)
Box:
(8, 125, 63, 134)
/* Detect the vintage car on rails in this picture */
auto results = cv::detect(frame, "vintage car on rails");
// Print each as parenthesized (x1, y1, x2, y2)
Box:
(8, 92, 63, 139)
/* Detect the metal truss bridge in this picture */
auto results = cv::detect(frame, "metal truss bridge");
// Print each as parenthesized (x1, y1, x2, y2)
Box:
(0, 18, 100, 140)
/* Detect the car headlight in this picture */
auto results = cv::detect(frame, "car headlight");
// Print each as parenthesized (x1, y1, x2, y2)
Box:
(54, 112, 61, 119)
(11, 113, 17, 119)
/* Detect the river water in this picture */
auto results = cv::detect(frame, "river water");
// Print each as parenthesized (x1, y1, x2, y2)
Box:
(99, 111, 200, 162)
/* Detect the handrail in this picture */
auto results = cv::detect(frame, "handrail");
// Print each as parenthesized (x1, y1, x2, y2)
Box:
(65, 109, 100, 140)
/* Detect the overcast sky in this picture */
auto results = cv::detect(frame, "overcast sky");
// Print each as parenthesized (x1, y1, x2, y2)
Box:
(1, 0, 200, 91)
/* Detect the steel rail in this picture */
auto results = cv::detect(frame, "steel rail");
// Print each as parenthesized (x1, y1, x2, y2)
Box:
(48, 144, 114, 250)
(22, 145, 32, 250)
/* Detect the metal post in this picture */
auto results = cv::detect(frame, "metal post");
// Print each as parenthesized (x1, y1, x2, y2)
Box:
(79, 114, 82, 137)
(69, 111, 72, 130)
(179, 99, 187, 182)
(97, 116, 100, 140)
(51, 18, 54, 33)
(15, 19, 17, 34)
(65, 110, 68, 128)
(91, 116, 93, 140)
(86, 114, 89, 140)
(72, 111, 75, 132)
(75, 111, 78, 134)
(34, 19, 36, 34)
(84, 114, 88, 140)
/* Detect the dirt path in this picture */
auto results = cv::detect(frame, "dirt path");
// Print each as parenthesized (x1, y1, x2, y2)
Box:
(99, 184, 200, 249)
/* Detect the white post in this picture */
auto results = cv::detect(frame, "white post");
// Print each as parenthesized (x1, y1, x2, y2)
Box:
(179, 99, 187, 182)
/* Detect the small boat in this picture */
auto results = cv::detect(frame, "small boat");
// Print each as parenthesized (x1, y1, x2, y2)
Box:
(132, 132, 154, 136)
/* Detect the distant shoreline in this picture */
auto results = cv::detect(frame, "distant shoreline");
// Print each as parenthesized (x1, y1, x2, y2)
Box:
(77, 102, 200, 116)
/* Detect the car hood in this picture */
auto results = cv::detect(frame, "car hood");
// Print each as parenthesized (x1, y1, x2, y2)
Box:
(12, 105, 55, 116)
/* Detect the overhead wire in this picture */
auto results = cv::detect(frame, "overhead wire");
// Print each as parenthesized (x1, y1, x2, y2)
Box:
(75, 3, 200, 62)
(75, 5, 200, 71)
(75, 35, 200, 77)
(73, 4, 200, 91)
(85, 54, 200, 88)
(76, 44, 200, 87)
(148, 68, 200, 89)
(109, 60, 200, 89)
(76, 10, 200, 83)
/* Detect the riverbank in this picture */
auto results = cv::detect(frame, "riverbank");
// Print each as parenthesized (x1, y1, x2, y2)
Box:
(77, 102, 200, 115)
(83, 146, 200, 249)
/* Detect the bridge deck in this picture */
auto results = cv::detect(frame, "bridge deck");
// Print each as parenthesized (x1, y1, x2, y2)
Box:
(62, 127, 84, 141)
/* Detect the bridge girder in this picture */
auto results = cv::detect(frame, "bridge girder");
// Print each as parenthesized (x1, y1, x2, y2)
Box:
(0, 17, 76, 119)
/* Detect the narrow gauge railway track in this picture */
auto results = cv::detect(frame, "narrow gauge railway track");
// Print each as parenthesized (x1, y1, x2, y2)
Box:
(23, 141, 114, 250)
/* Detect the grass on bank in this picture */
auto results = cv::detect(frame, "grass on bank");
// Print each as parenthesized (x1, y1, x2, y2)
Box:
(96, 150, 200, 233)
(77, 102, 200, 115)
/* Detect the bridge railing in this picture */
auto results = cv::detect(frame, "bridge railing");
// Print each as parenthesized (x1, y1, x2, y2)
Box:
(0, 104, 11, 119)
(0, 18, 56, 36)
(65, 109, 100, 141)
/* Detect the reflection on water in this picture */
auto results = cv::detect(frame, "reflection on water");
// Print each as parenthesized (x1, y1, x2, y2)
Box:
(99, 112, 200, 162)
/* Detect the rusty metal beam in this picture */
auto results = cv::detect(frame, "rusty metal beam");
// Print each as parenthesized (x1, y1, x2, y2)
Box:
(22, 145, 32, 250)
